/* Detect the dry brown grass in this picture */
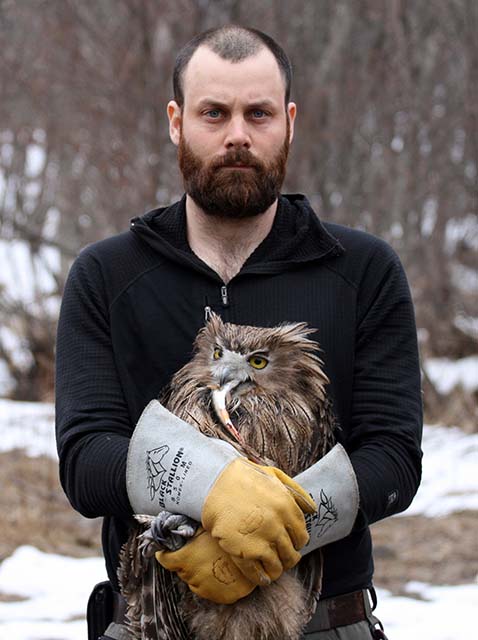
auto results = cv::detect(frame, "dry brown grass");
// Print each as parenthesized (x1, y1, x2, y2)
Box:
(371, 512, 478, 593)
(422, 375, 478, 434)
(0, 450, 101, 562)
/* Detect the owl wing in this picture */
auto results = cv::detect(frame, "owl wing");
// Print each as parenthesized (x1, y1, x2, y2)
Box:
(119, 521, 193, 640)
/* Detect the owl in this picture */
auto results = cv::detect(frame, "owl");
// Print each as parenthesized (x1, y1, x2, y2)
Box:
(118, 312, 336, 640)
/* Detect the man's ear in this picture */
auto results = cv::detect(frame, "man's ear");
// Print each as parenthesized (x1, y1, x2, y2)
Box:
(287, 102, 297, 144)
(167, 100, 182, 146)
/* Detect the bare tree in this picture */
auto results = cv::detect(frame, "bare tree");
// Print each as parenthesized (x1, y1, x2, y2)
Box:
(0, 0, 476, 407)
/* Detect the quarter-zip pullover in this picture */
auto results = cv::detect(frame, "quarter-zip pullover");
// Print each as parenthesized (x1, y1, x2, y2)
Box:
(55, 194, 422, 598)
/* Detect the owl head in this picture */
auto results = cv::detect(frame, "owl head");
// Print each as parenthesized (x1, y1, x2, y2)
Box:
(189, 312, 329, 399)
(164, 312, 334, 470)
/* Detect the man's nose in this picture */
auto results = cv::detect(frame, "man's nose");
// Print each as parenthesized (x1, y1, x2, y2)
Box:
(224, 116, 251, 148)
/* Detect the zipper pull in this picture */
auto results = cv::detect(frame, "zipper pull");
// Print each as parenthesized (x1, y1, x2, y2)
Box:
(220, 285, 229, 307)
(204, 305, 212, 322)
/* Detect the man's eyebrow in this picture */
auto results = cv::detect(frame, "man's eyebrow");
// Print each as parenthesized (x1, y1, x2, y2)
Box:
(195, 98, 278, 110)
(196, 98, 229, 109)
(246, 99, 277, 110)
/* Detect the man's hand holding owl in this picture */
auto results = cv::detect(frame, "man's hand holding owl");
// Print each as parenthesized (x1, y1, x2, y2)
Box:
(156, 444, 360, 604)
(126, 401, 316, 586)
(156, 527, 256, 604)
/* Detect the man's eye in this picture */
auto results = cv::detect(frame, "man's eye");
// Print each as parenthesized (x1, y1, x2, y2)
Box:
(206, 109, 222, 119)
(251, 110, 267, 119)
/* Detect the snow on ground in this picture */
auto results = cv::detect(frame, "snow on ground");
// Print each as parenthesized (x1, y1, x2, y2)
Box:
(0, 546, 475, 640)
(424, 355, 478, 394)
(0, 546, 106, 640)
(399, 422, 478, 517)
(1, 397, 477, 638)
(0, 399, 56, 458)
(376, 582, 477, 639)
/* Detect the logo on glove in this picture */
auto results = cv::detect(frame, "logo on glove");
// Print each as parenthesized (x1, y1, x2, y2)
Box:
(146, 445, 169, 501)
(305, 489, 338, 539)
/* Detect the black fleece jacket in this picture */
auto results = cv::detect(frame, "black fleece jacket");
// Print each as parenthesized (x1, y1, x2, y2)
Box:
(55, 194, 423, 598)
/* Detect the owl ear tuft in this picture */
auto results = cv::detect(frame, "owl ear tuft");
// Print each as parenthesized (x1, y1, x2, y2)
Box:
(206, 311, 225, 336)
(206, 310, 223, 326)
(195, 311, 225, 352)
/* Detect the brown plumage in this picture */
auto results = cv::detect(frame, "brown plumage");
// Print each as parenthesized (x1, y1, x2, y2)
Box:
(118, 313, 336, 640)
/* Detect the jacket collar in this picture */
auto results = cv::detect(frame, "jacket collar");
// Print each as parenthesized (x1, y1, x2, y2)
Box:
(130, 193, 344, 280)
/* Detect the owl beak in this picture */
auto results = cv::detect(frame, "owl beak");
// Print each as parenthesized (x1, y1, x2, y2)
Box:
(219, 366, 250, 388)
(218, 368, 232, 387)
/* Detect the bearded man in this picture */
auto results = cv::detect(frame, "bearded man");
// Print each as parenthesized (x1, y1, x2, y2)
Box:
(56, 25, 422, 640)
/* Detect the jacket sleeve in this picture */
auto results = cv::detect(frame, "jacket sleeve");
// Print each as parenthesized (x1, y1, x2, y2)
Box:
(347, 242, 423, 527)
(55, 250, 133, 519)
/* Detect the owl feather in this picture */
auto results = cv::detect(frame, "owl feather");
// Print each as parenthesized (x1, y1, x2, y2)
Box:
(118, 313, 336, 639)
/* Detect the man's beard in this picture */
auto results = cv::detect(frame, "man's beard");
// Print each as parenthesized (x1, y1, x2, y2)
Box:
(178, 125, 290, 219)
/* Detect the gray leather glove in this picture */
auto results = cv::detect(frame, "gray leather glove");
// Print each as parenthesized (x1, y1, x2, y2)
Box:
(126, 400, 316, 584)
(126, 400, 239, 520)
(296, 444, 359, 554)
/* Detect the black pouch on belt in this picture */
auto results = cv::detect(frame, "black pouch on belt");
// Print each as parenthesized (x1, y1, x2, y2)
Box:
(87, 581, 114, 640)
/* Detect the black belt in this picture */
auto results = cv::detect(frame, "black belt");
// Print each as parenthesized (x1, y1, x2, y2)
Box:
(304, 589, 369, 633)
(113, 588, 376, 635)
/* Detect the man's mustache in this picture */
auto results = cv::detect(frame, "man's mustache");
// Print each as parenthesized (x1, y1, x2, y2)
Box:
(212, 149, 262, 170)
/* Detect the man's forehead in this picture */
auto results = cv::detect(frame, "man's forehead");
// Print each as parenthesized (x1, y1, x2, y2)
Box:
(182, 45, 286, 107)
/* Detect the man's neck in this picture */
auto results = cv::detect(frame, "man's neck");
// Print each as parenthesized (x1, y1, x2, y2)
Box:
(185, 195, 278, 283)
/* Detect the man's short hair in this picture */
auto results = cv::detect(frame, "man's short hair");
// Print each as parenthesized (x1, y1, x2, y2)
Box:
(173, 25, 292, 107)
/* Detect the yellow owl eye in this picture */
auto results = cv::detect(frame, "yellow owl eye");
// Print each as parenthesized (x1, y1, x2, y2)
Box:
(213, 347, 223, 360)
(248, 355, 268, 370)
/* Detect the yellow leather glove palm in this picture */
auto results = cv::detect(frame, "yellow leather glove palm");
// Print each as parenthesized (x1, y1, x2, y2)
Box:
(201, 458, 317, 585)
(156, 527, 256, 604)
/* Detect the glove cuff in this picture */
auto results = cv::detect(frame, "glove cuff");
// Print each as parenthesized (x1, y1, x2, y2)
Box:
(126, 400, 240, 520)
(296, 444, 359, 554)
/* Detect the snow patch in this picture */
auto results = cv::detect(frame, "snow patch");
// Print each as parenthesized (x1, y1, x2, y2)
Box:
(391, 136, 404, 152)
(446, 214, 478, 253)
(0, 546, 106, 640)
(0, 399, 57, 458)
(424, 356, 478, 394)
(25, 144, 46, 178)
(0, 546, 475, 640)
(451, 263, 478, 293)
(0, 238, 61, 304)
(376, 583, 478, 639)
(400, 423, 478, 517)
(454, 314, 478, 340)
(421, 198, 437, 237)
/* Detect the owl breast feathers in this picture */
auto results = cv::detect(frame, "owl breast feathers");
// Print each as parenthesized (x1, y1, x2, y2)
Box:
(119, 313, 336, 640)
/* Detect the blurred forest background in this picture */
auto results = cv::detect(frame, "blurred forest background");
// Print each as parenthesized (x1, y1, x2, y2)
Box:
(0, 0, 477, 426)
